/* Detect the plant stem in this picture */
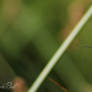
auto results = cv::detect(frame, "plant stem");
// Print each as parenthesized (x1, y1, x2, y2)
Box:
(28, 5, 92, 92)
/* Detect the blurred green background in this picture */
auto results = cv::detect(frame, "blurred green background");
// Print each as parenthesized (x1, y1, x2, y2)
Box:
(0, 0, 92, 92)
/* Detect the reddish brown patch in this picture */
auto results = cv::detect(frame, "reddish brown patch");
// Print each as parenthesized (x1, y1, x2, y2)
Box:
(12, 77, 27, 92)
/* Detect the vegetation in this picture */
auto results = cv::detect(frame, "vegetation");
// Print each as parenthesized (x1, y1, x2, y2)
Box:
(0, 0, 92, 92)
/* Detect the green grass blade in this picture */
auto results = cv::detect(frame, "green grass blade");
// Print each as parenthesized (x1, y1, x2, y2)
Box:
(28, 5, 92, 92)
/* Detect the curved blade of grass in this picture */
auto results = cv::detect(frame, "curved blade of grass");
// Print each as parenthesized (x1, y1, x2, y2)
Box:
(28, 6, 92, 92)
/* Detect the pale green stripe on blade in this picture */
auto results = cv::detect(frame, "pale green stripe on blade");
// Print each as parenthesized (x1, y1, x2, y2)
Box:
(28, 6, 92, 92)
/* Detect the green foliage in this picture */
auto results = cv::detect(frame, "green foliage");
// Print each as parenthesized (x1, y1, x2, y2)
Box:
(0, 0, 92, 92)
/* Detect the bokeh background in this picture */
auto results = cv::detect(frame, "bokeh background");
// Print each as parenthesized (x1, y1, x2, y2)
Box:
(0, 0, 92, 92)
